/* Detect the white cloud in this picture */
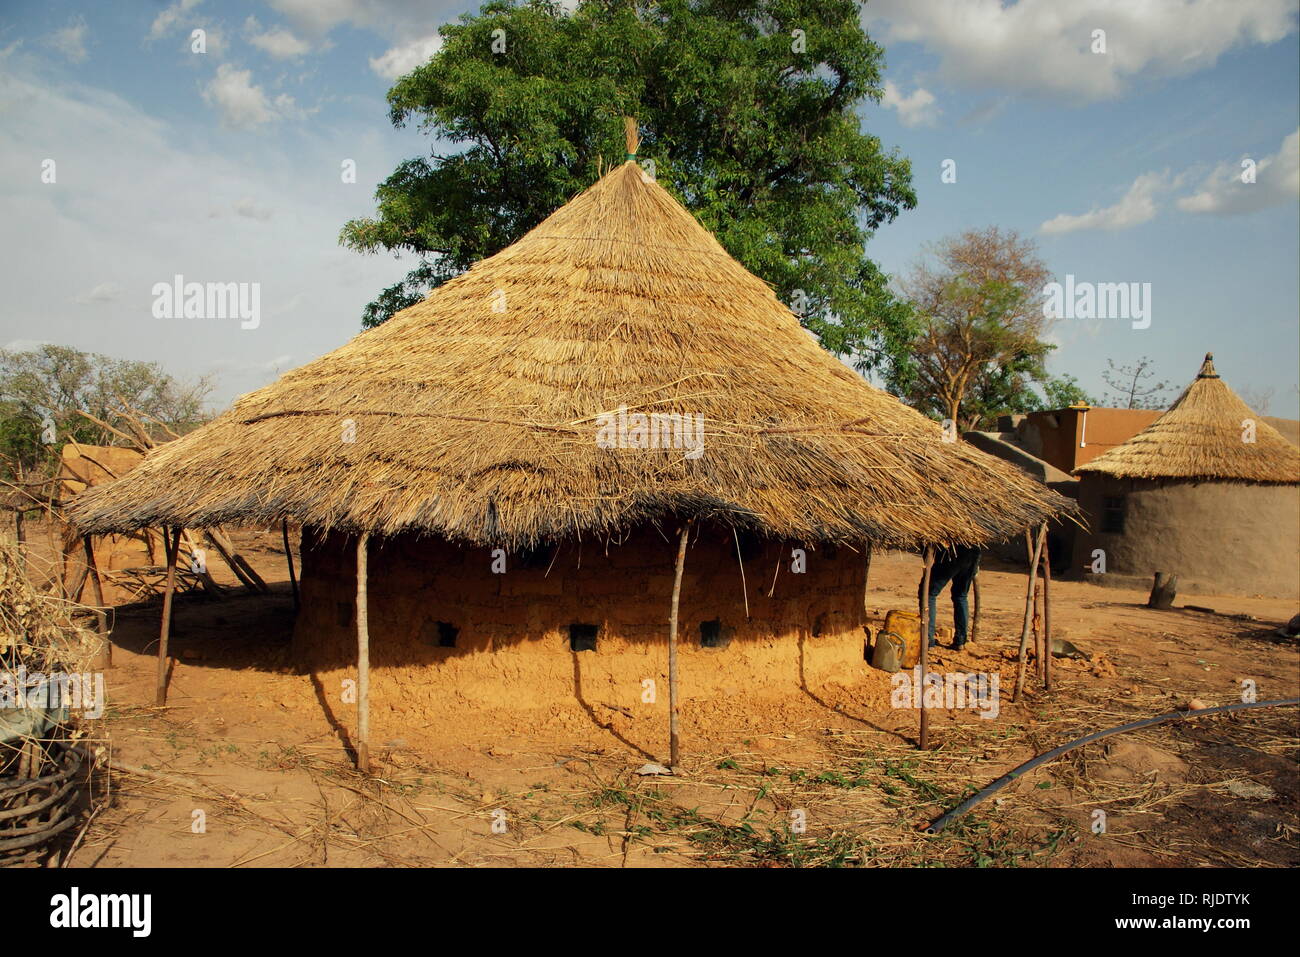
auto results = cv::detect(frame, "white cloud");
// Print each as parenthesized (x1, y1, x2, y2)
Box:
(244, 16, 313, 59)
(74, 282, 122, 304)
(1177, 129, 1300, 216)
(0, 59, 414, 407)
(369, 34, 443, 80)
(47, 16, 89, 63)
(867, 0, 1298, 102)
(1041, 171, 1174, 234)
(233, 198, 273, 221)
(880, 80, 939, 127)
(201, 63, 300, 128)
(149, 0, 203, 42)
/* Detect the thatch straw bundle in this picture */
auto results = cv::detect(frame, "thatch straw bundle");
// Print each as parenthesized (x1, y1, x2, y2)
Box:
(1077, 354, 1300, 484)
(71, 161, 1070, 548)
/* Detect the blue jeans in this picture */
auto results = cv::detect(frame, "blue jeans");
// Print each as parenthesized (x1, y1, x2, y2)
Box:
(919, 547, 980, 645)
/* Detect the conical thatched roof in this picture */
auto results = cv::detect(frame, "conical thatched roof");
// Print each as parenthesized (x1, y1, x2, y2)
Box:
(1076, 354, 1300, 484)
(71, 160, 1071, 548)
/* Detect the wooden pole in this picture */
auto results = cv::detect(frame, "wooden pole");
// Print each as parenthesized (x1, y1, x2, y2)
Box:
(918, 546, 934, 750)
(668, 520, 692, 769)
(1032, 581, 1043, 680)
(203, 527, 268, 594)
(1013, 526, 1045, 703)
(1041, 524, 1053, 691)
(82, 535, 110, 668)
(282, 519, 299, 611)
(862, 543, 873, 618)
(355, 531, 371, 773)
(970, 571, 981, 644)
(155, 526, 181, 706)
(13, 510, 25, 574)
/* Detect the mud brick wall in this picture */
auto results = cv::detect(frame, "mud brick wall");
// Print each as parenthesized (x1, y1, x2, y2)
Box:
(292, 522, 868, 720)
(1073, 476, 1300, 599)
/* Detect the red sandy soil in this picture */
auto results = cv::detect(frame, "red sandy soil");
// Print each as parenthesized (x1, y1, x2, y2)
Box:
(16, 526, 1298, 868)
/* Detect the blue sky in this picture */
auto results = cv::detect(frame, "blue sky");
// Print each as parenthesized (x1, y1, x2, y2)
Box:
(2, 0, 1297, 415)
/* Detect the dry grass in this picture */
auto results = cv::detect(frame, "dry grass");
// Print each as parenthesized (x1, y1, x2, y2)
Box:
(71, 161, 1071, 550)
(0, 540, 100, 676)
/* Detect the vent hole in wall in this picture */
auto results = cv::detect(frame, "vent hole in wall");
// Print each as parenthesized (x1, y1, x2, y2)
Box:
(699, 619, 729, 649)
(569, 623, 598, 652)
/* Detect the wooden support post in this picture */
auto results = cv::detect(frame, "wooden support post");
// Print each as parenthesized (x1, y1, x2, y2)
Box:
(1013, 525, 1046, 703)
(82, 535, 110, 668)
(970, 571, 981, 645)
(668, 520, 692, 769)
(1033, 581, 1043, 680)
(13, 510, 25, 574)
(178, 529, 225, 597)
(283, 519, 299, 611)
(203, 527, 269, 594)
(918, 546, 934, 751)
(1041, 525, 1053, 692)
(155, 526, 181, 706)
(355, 531, 371, 773)
(862, 544, 873, 619)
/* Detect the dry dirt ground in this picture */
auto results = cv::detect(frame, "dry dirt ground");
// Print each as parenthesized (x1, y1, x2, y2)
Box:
(26, 528, 1300, 868)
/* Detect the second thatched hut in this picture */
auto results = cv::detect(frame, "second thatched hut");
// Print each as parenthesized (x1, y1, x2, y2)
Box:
(1073, 354, 1299, 598)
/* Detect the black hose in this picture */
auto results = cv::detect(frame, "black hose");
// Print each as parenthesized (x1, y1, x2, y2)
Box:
(925, 696, 1300, 834)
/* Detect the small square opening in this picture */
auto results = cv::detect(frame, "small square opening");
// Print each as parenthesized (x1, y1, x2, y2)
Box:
(699, 619, 729, 649)
(735, 531, 764, 563)
(569, 623, 598, 652)
(436, 621, 459, 648)
(518, 545, 553, 570)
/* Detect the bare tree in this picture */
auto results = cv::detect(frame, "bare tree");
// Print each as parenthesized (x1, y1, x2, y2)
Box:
(886, 227, 1054, 428)
(1101, 356, 1174, 410)
(1237, 385, 1275, 415)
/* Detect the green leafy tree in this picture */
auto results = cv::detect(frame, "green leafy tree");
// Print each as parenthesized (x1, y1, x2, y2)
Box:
(1041, 374, 1093, 409)
(341, 0, 917, 375)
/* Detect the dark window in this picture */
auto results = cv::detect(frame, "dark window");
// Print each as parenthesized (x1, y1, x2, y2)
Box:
(735, 530, 764, 563)
(517, 545, 553, 570)
(1101, 495, 1126, 534)
(699, 619, 729, 649)
(569, 623, 598, 652)
(436, 621, 459, 648)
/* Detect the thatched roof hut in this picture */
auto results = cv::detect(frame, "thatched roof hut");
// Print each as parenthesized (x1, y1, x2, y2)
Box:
(1076, 354, 1300, 484)
(69, 154, 1080, 756)
(71, 160, 1068, 548)
(1072, 354, 1298, 599)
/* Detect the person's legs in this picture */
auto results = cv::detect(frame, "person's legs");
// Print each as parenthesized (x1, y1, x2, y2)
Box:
(924, 562, 958, 645)
(951, 589, 969, 645)
(948, 550, 980, 647)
